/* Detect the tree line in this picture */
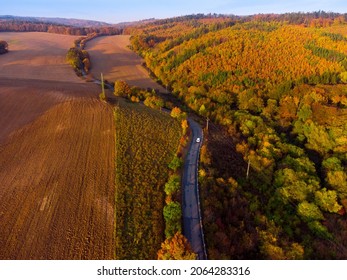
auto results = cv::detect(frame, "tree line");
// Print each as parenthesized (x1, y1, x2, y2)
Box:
(0, 19, 123, 36)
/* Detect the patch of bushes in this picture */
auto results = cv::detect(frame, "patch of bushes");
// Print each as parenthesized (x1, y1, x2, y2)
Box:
(0, 40, 8, 54)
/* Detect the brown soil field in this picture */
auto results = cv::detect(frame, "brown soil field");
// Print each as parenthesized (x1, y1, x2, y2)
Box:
(0, 78, 98, 144)
(0, 98, 115, 259)
(86, 35, 168, 92)
(0, 32, 115, 259)
(0, 32, 81, 82)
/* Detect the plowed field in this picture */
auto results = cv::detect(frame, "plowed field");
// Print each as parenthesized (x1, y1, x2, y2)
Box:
(86, 35, 168, 92)
(0, 33, 115, 259)
(0, 99, 115, 259)
(0, 32, 80, 82)
(0, 78, 96, 144)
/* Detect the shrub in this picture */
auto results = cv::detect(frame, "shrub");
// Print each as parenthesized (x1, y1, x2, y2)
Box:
(168, 155, 183, 171)
(0, 40, 8, 54)
(163, 201, 182, 238)
(164, 175, 181, 196)
(114, 80, 132, 97)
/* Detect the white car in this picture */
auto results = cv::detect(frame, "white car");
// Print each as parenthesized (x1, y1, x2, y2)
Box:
(196, 137, 201, 143)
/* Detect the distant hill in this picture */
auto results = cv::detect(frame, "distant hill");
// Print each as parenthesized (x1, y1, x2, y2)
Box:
(113, 18, 156, 28)
(0, 15, 111, 27)
(0, 15, 123, 35)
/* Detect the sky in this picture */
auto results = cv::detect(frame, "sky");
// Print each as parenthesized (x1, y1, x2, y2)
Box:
(2, 0, 347, 24)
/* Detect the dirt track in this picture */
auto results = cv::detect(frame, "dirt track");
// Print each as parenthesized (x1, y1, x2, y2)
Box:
(86, 35, 168, 92)
(0, 33, 115, 259)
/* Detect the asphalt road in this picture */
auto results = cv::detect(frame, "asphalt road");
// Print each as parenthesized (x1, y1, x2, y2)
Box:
(81, 39, 207, 258)
(182, 119, 207, 260)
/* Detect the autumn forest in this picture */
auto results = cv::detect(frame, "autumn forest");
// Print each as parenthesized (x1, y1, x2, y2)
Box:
(1, 11, 347, 260)
(128, 12, 347, 259)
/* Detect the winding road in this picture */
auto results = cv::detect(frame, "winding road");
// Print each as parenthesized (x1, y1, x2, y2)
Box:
(83, 35, 207, 259)
(182, 119, 207, 260)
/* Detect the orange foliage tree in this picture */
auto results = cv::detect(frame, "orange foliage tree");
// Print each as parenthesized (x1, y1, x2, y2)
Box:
(157, 232, 197, 260)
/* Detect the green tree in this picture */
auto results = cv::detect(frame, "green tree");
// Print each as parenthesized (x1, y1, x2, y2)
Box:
(302, 121, 334, 155)
(275, 168, 319, 203)
(66, 47, 83, 74)
(315, 188, 342, 213)
(307, 221, 332, 239)
(297, 104, 312, 121)
(164, 175, 181, 196)
(168, 155, 183, 171)
(144, 96, 164, 109)
(163, 201, 182, 238)
(322, 157, 343, 172)
(326, 171, 347, 199)
(297, 201, 324, 222)
(339, 71, 347, 83)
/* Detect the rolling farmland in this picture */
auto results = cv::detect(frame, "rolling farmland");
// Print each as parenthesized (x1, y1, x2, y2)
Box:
(0, 33, 115, 259)
(0, 99, 115, 259)
(0, 32, 81, 82)
(86, 35, 168, 92)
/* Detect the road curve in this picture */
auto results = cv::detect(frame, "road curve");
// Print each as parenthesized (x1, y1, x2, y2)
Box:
(82, 37, 207, 259)
(182, 119, 207, 260)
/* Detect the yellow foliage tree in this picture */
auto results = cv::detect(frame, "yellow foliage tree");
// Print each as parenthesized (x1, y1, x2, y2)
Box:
(157, 232, 197, 260)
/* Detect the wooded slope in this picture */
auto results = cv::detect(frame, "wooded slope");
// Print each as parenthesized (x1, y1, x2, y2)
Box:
(129, 14, 347, 259)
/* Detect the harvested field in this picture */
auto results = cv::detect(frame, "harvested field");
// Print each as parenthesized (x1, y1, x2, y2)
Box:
(0, 32, 115, 259)
(86, 35, 168, 92)
(0, 77, 98, 144)
(0, 32, 80, 82)
(0, 98, 115, 259)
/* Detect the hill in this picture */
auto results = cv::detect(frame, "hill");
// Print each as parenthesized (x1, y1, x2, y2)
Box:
(0, 15, 111, 27)
(85, 35, 167, 92)
(128, 13, 347, 259)
(0, 17, 122, 35)
(0, 32, 80, 82)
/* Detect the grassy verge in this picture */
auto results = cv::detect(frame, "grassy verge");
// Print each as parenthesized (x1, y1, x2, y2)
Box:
(114, 99, 181, 259)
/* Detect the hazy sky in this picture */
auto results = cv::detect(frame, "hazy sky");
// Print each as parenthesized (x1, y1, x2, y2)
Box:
(2, 0, 347, 23)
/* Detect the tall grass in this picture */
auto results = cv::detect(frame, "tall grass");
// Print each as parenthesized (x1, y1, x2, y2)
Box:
(114, 100, 181, 259)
